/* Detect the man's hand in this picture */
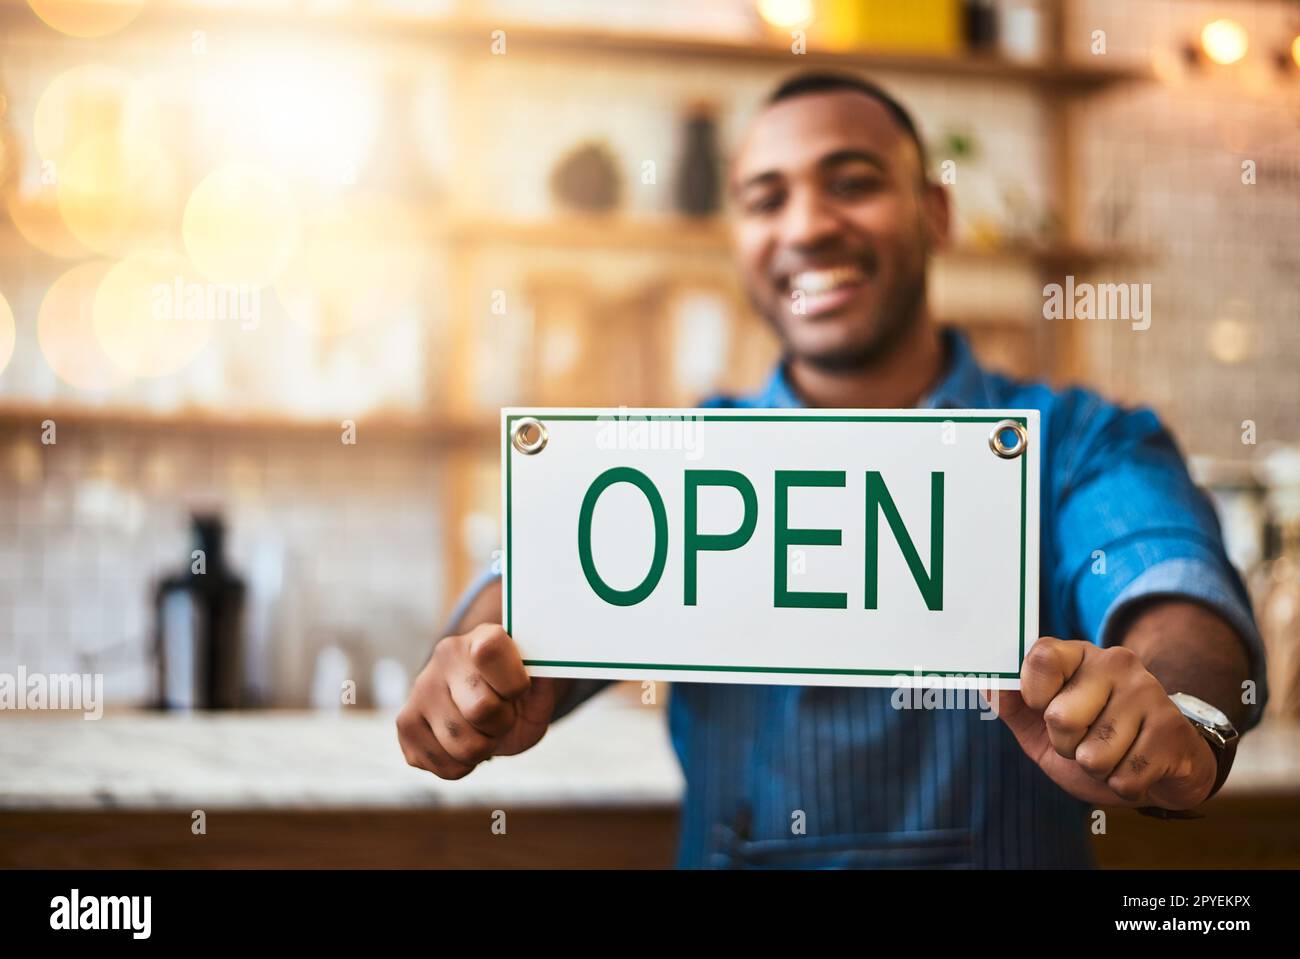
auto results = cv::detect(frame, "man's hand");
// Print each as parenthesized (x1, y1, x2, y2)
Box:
(995, 636, 1217, 811)
(397, 609, 571, 779)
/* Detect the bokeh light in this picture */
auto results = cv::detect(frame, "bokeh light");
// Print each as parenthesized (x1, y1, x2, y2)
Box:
(0, 289, 15, 377)
(93, 250, 212, 378)
(1208, 317, 1251, 365)
(34, 63, 132, 163)
(57, 132, 174, 256)
(191, 51, 382, 187)
(34, 64, 171, 256)
(756, 0, 814, 29)
(38, 260, 131, 391)
(5, 187, 91, 259)
(26, 0, 146, 39)
(183, 164, 299, 287)
(275, 193, 424, 337)
(1201, 19, 1248, 66)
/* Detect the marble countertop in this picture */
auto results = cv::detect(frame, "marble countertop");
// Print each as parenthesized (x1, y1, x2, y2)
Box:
(1218, 720, 1300, 796)
(0, 692, 685, 811)
(2, 695, 1297, 811)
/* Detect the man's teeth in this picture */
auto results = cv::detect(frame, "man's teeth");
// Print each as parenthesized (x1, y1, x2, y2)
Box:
(789, 267, 865, 295)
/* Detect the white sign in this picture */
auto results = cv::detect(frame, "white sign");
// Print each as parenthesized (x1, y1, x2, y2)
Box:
(502, 408, 1039, 689)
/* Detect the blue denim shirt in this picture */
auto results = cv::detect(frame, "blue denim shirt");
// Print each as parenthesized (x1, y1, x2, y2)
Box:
(450, 328, 1267, 868)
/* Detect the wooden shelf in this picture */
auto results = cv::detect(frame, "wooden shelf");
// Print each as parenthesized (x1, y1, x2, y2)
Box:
(1, 203, 1148, 270)
(0, 3, 1152, 91)
(0, 403, 494, 447)
(446, 216, 731, 254)
(941, 240, 1152, 272)
(448, 216, 1149, 270)
(432, 21, 1152, 91)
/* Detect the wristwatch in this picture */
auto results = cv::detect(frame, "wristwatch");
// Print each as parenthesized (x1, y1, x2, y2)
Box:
(1136, 692, 1240, 820)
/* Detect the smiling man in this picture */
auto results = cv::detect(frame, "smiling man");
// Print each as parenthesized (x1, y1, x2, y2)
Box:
(396, 72, 1268, 868)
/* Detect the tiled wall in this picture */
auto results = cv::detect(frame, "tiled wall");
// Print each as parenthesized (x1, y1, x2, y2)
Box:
(0, 423, 447, 706)
(1071, 0, 1300, 455)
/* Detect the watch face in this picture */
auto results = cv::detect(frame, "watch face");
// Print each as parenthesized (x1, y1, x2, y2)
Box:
(1171, 692, 1229, 729)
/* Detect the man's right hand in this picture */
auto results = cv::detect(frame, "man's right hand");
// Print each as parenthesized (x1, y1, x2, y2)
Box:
(396, 582, 571, 779)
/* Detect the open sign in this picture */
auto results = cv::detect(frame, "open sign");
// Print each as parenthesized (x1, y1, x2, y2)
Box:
(502, 409, 1039, 689)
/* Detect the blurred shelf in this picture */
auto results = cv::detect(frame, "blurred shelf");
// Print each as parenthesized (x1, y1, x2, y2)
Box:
(0, 4, 1152, 91)
(430, 21, 1152, 91)
(446, 216, 732, 254)
(0, 403, 495, 447)
(941, 240, 1153, 272)
(448, 216, 1151, 271)
(941, 312, 1039, 330)
(2, 204, 1149, 271)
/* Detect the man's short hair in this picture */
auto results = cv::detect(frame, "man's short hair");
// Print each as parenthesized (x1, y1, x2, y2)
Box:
(766, 71, 929, 178)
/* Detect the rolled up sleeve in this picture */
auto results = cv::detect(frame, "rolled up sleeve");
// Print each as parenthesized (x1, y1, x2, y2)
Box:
(1051, 394, 1269, 731)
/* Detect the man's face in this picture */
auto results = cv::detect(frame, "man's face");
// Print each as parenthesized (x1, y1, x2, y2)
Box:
(729, 90, 948, 370)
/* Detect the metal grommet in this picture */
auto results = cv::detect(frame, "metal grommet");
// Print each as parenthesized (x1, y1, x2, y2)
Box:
(988, 419, 1028, 459)
(511, 417, 548, 455)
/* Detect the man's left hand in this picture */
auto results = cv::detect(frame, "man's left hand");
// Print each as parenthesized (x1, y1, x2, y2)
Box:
(995, 636, 1217, 810)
